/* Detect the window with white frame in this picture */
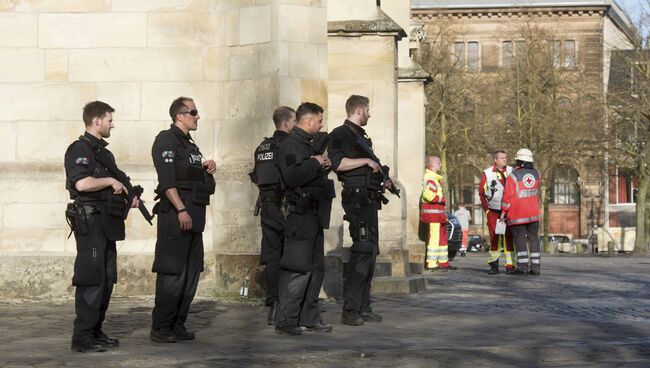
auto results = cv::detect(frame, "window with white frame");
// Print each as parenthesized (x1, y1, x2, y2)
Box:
(550, 40, 577, 69)
(502, 40, 527, 67)
(453, 41, 481, 71)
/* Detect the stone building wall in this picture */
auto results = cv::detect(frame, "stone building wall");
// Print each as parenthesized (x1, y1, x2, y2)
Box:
(0, 0, 328, 298)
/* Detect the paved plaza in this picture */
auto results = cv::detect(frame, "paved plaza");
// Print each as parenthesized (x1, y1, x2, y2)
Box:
(1, 254, 649, 367)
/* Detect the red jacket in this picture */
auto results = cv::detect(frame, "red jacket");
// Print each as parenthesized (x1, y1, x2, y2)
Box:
(502, 166, 540, 225)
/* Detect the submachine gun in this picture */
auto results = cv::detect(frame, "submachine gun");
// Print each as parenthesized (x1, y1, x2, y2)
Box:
(353, 136, 401, 199)
(79, 136, 154, 225)
(312, 131, 330, 156)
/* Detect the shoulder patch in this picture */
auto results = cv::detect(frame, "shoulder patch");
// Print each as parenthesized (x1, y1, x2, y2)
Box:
(75, 157, 89, 166)
(285, 154, 296, 166)
(161, 150, 175, 163)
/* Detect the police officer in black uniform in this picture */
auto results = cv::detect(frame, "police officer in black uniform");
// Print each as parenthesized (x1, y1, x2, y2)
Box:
(64, 101, 140, 352)
(328, 95, 389, 326)
(150, 97, 216, 343)
(250, 106, 297, 325)
(275, 102, 334, 335)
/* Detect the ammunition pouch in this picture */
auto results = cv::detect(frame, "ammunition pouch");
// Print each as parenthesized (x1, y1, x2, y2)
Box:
(106, 194, 128, 218)
(191, 182, 213, 205)
(344, 214, 375, 254)
(368, 172, 384, 192)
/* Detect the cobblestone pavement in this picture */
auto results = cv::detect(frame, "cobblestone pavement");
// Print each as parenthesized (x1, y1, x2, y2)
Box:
(1, 254, 649, 367)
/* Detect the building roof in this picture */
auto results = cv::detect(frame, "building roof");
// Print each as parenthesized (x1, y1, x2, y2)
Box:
(411, 0, 633, 42)
(412, 0, 623, 10)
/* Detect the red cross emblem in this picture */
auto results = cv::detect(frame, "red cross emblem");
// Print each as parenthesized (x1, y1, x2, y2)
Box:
(523, 173, 536, 188)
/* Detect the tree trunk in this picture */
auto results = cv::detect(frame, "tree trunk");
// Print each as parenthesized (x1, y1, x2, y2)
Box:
(634, 177, 648, 254)
(440, 113, 449, 211)
(542, 184, 551, 253)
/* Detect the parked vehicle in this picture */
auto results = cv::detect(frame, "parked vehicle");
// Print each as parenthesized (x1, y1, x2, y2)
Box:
(446, 213, 463, 260)
(540, 234, 574, 253)
(468, 235, 488, 252)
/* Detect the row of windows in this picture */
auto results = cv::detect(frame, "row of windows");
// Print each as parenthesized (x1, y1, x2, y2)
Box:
(452, 40, 577, 71)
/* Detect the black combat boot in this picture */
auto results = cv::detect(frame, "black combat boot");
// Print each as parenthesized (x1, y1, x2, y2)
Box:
(71, 336, 107, 353)
(150, 327, 178, 343)
(300, 322, 333, 333)
(173, 323, 196, 340)
(275, 325, 303, 335)
(488, 261, 499, 275)
(341, 310, 365, 326)
(267, 301, 278, 325)
(360, 311, 382, 322)
(94, 330, 119, 348)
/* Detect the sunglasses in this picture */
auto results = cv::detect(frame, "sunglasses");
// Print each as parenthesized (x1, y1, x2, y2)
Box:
(180, 109, 199, 117)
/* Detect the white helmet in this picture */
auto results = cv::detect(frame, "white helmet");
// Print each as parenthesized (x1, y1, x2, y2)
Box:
(515, 148, 534, 163)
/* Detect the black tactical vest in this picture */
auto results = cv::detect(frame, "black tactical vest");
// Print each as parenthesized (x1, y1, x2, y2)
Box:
(65, 139, 116, 202)
(250, 133, 287, 190)
(337, 124, 374, 185)
(169, 133, 211, 190)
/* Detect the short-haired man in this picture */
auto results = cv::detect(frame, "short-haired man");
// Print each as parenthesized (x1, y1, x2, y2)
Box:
(64, 101, 140, 352)
(420, 155, 456, 271)
(249, 106, 297, 325)
(479, 150, 515, 275)
(328, 95, 388, 326)
(150, 97, 216, 342)
(275, 102, 334, 335)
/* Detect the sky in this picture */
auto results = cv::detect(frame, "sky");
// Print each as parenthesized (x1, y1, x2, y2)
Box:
(618, 0, 645, 24)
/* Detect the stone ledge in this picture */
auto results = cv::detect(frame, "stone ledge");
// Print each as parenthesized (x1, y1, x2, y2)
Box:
(328, 9, 407, 40)
(371, 275, 427, 295)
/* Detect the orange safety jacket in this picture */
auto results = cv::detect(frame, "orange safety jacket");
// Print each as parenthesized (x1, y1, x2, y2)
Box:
(420, 168, 446, 223)
(502, 166, 540, 226)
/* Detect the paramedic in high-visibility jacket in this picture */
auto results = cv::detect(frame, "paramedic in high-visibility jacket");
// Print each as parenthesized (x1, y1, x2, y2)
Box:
(420, 155, 456, 271)
(501, 148, 541, 276)
(479, 149, 515, 275)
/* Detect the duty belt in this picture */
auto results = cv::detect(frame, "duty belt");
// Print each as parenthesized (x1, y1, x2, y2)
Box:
(73, 202, 102, 216)
(260, 190, 283, 202)
(285, 199, 318, 213)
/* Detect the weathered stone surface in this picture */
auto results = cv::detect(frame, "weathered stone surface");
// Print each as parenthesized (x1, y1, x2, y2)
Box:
(0, 14, 37, 47)
(140, 82, 222, 121)
(239, 5, 272, 45)
(328, 9, 407, 39)
(111, 0, 212, 12)
(0, 0, 110, 12)
(288, 43, 319, 78)
(0, 122, 17, 162)
(96, 83, 141, 121)
(0, 48, 43, 82)
(148, 13, 223, 48)
(39, 14, 147, 48)
(213, 254, 263, 297)
(278, 5, 310, 43)
(45, 49, 68, 81)
(0, 83, 97, 121)
(69, 49, 204, 82)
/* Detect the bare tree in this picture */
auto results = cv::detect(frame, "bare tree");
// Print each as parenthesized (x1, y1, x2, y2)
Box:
(415, 24, 490, 209)
(481, 21, 602, 250)
(606, 5, 650, 253)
